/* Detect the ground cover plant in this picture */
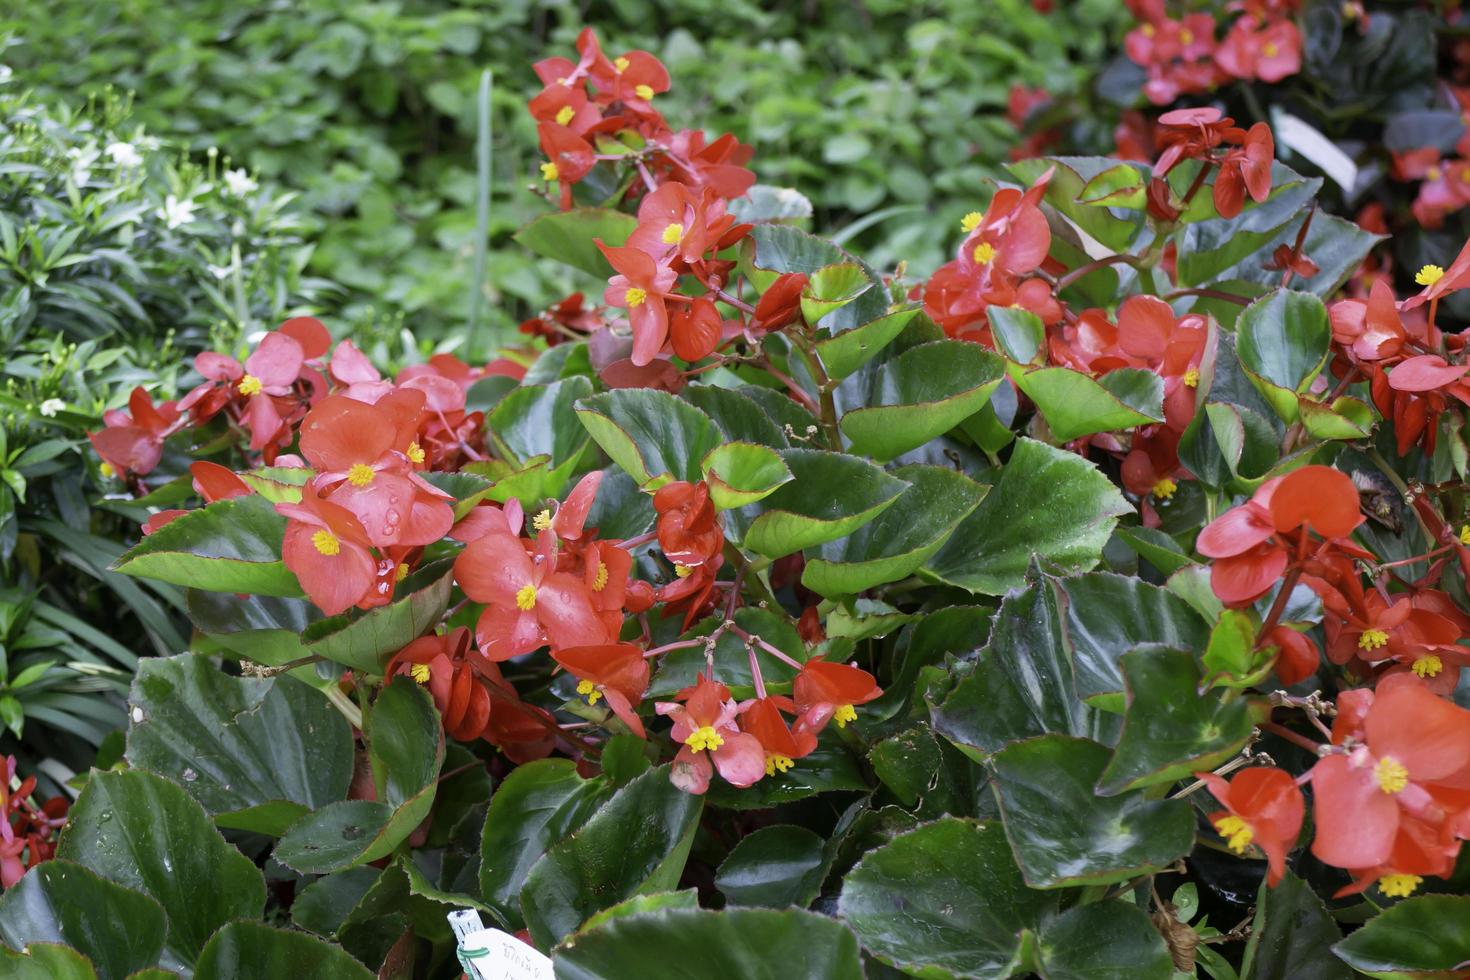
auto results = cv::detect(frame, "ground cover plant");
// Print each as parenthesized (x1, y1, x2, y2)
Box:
(2, 16, 1470, 980)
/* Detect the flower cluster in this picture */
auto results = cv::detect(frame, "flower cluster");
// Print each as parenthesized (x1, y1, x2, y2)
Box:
(1124, 0, 1302, 106)
(0, 756, 67, 889)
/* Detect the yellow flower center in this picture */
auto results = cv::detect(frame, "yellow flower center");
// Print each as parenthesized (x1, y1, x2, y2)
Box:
(1179, 28, 1194, 44)
(1262, 42, 1279, 57)
(972, 241, 997, 265)
(410, 662, 431, 684)
(765, 754, 795, 776)
(1152, 477, 1178, 501)
(515, 583, 538, 611)
(625, 286, 648, 308)
(1142, 23, 1156, 36)
(686, 725, 724, 752)
(396, 563, 409, 582)
(1377, 874, 1422, 898)
(540, 161, 559, 181)
(613, 56, 630, 73)
(592, 561, 609, 592)
(99, 461, 116, 478)
(1375, 756, 1409, 795)
(1183, 367, 1200, 388)
(346, 462, 375, 487)
(237, 374, 263, 396)
(532, 508, 553, 531)
(555, 106, 575, 126)
(407, 442, 425, 464)
(662, 222, 684, 245)
(960, 211, 983, 233)
(674, 563, 693, 578)
(1411, 654, 1443, 678)
(1358, 628, 1389, 651)
(833, 704, 858, 728)
(311, 529, 341, 556)
(576, 678, 602, 706)
(1460, 524, 1470, 545)
(1213, 814, 1254, 854)
(1428, 166, 1444, 182)
(1417, 264, 1445, 287)
(635, 84, 655, 101)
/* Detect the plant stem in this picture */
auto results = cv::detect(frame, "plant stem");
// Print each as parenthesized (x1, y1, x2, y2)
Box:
(467, 69, 493, 362)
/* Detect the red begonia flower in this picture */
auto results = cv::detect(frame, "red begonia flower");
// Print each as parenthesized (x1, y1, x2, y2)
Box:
(1198, 767, 1305, 886)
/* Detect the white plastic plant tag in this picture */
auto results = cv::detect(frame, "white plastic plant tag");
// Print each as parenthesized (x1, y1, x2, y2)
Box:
(447, 910, 553, 980)
(1271, 108, 1360, 195)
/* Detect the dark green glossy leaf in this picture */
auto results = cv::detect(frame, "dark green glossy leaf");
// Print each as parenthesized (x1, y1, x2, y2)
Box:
(125, 655, 352, 835)
(839, 817, 1056, 980)
(1236, 289, 1331, 420)
(1008, 157, 1145, 252)
(683, 385, 787, 448)
(1175, 164, 1319, 285)
(804, 465, 987, 597)
(0, 943, 99, 980)
(1097, 646, 1254, 795)
(300, 559, 454, 675)
(924, 438, 1131, 595)
(742, 449, 909, 558)
(576, 389, 722, 490)
(988, 306, 1045, 365)
(56, 770, 265, 968)
(714, 824, 830, 908)
(989, 735, 1195, 888)
(582, 467, 654, 540)
(554, 907, 864, 980)
(801, 261, 872, 324)
(747, 224, 889, 330)
(1035, 901, 1174, 979)
(273, 800, 392, 875)
(194, 921, 371, 980)
(1112, 526, 1195, 576)
(1332, 895, 1470, 979)
(840, 341, 1006, 461)
(513, 208, 637, 278)
(488, 376, 594, 472)
(291, 867, 381, 939)
(521, 766, 703, 948)
(369, 677, 444, 811)
(704, 738, 869, 809)
(479, 759, 615, 931)
(1012, 366, 1164, 442)
(0, 860, 165, 980)
(578, 890, 699, 932)
(1244, 872, 1351, 980)
(649, 607, 808, 699)
(111, 495, 298, 596)
(816, 308, 921, 381)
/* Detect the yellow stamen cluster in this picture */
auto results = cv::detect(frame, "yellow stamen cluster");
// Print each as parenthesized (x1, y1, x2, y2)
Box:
(1411, 655, 1443, 678)
(634, 84, 655, 101)
(410, 662, 432, 684)
(1262, 42, 1279, 57)
(592, 561, 609, 592)
(1179, 28, 1194, 44)
(1460, 524, 1470, 545)
(662, 222, 684, 245)
(396, 563, 409, 582)
(99, 462, 116, 478)
(515, 583, 538, 611)
(540, 161, 559, 182)
(1427, 167, 1443, 183)
(625, 286, 648, 308)
(765, 754, 795, 776)
(1377, 874, 1422, 898)
(613, 56, 630, 73)
(1152, 478, 1179, 501)
(1141, 23, 1156, 36)
(1358, 628, 1389, 651)
(237, 374, 263, 397)
(1375, 756, 1409, 795)
(1182, 367, 1200, 388)
(311, 529, 341, 556)
(555, 106, 576, 126)
(674, 563, 693, 578)
(577, 678, 603, 706)
(833, 704, 859, 728)
(1417, 264, 1445, 287)
(346, 463, 375, 487)
(532, 508, 553, 531)
(685, 725, 724, 752)
(972, 241, 997, 265)
(407, 442, 426, 464)
(1213, 815, 1254, 854)
(960, 211, 983, 233)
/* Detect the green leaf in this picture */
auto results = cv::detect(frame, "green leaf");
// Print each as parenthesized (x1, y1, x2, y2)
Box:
(521, 766, 703, 948)
(714, 825, 830, 908)
(803, 465, 987, 597)
(1076, 162, 1148, 208)
(931, 577, 1115, 759)
(729, 184, 813, 223)
(987, 306, 1045, 365)
(125, 655, 352, 835)
(292, 867, 381, 939)
(418, 471, 496, 521)
(554, 907, 864, 980)
(0, 860, 166, 980)
(840, 341, 1006, 461)
(577, 891, 699, 932)
(649, 607, 808, 699)
(1244, 872, 1351, 980)
(742, 449, 909, 559)
(488, 376, 595, 473)
(1299, 394, 1375, 441)
(683, 386, 788, 448)
(56, 770, 265, 968)
(839, 817, 1057, 979)
(1236, 289, 1331, 421)
(705, 738, 870, 809)
(111, 495, 299, 597)
(1053, 571, 1211, 712)
(1035, 901, 1174, 980)
(1008, 157, 1146, 252)
(513, 208, 638, 277)
(1111, 525, 1196, 576)
(300, 559, 454, 674)
(1012, 366, 1164, 442)
(576, 389, 722, 490)
(1096, 646, 1255, 795)
(699, 442, 792, 510)
(747, 225, 888, 330)
(369, 677, 445, 811)
(194, 922, 371, 980)
(1333, 895, 1470, 978)
(924, 438, 1132, 595)
(0, 943, 99, 980)
(989, 735, 1195, 888)
(801, 262, 872, 324)
(1203, 609, 1259, 682)
(1174, 162, 1318, 282)
(816, 308, 921, 382)
(273, 800, 393, 876)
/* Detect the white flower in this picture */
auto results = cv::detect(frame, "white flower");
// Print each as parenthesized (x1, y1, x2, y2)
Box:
(106, 141, 143, 168)
(208, 263, 231, 280)
(0, 66, 13, 84)
(160, 195, 196, 229)
(223, 168, 257, 196)
(38, 398, 66, 417)
(67, 143, 99, 186)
